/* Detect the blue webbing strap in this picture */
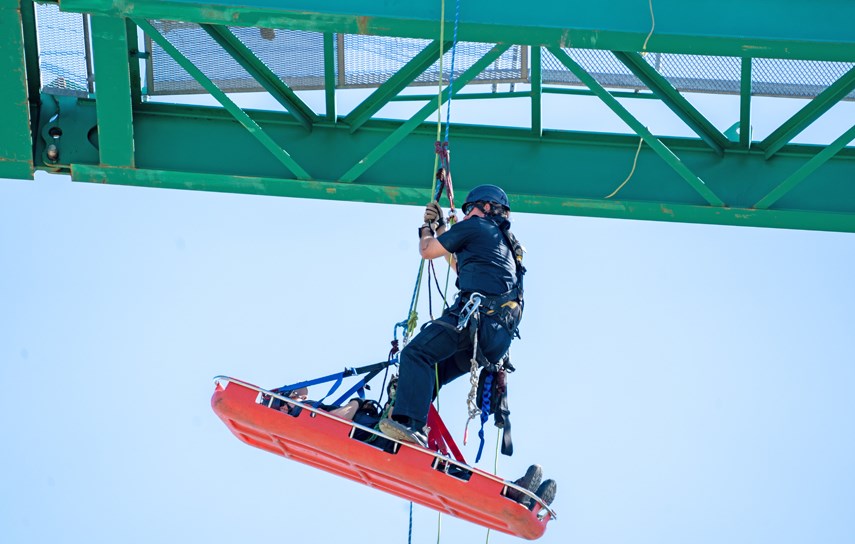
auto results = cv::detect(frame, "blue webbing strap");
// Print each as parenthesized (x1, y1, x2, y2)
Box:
(330, 368, 384, 407)
(272, 362, 392, 408)
(273, 371, 347, 395)
(475, 372, 493, 462)
(311, 370, 349, 408)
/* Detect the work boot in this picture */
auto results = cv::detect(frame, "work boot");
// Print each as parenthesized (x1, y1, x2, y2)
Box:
(379, 418, 428, 448)
(506, 464, 543, 504)
(530, 479, 557, 510)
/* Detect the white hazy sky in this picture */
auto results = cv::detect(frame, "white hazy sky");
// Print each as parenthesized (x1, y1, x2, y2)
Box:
(2, 80, 855, 544)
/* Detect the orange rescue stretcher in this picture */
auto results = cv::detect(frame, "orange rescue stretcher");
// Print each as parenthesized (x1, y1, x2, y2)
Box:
(211, 376, 556, 540)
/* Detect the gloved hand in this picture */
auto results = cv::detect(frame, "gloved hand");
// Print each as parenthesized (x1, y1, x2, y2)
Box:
(424, 202, 446, 230)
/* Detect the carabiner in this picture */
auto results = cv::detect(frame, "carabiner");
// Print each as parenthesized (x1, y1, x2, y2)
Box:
(456, 292, 483, 331)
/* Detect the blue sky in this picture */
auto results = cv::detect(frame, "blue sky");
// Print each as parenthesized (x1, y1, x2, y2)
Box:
(2, 84, 855, 544)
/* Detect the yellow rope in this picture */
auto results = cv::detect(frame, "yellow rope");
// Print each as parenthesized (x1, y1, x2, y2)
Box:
(408, 0, 449, 342)
(641, 0, 655, 55)
(605, 137, 644, 199)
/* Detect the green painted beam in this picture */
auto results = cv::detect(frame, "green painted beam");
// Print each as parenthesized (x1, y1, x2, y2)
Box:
(126, 20, 142, 104)
(388, 90, 658, 102)
(548, 46, 725, 207)
(339, 44, 510, 182)
(543, 87, 658, 100)
(90, 15, 135, 167)
(70, 164, 855, 233)
(323, 32, 336, 122)
(739, 58, 752, 148)
(391, 91, 532, 102)
(134, 18, 311, 179)
(32, 98, 855, 231)
(20, 0, 40, 104)
(59, 0, 855, 61)
(531, 46, 542, 137)
(755, 123, 855, 210)
(0, 0, 34, 179)
(760, 65, 855, 159)
(344, 40, 452, 133)
(613, 51, 728, 155)
(201, 23, 316, 131)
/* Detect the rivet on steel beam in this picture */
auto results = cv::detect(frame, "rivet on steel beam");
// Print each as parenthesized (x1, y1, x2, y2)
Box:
(46, 144, 59, 162)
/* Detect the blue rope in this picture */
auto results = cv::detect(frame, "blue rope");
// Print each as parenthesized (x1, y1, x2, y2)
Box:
(475, 372, 493, 462)
(408, 502, 414, 544)
(443, 0, 461, 143)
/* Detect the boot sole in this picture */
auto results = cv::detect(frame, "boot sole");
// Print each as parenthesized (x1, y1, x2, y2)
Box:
(379, 418, 427, 447)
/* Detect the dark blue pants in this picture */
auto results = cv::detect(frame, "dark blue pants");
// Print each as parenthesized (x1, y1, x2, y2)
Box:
(393, 312, 513, 429)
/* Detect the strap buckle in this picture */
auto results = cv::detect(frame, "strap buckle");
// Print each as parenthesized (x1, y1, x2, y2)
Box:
(456, 292, 483, 331)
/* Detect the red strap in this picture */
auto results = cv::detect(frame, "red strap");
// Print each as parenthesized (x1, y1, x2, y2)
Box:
(427, 404, 466, 463)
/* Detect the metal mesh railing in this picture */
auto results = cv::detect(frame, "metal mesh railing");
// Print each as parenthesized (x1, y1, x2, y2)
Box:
(145, 22, 330, 94)
(35, 3, 91, 97)
(340, 35, 525, 88)
(540, 48, 855, 99)
(145, 24, 526, 94)
(33, 13, 855, 101)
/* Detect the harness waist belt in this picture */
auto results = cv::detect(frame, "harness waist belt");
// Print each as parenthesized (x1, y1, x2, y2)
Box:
(459, 288, 521, 314)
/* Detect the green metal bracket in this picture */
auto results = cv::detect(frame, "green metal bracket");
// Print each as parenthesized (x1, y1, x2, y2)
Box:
(531, 46, 542, 137)
(760, 65, 855, 159)
(548, 46, 726, 207)
(754, 123, 855, 210)
(613, 51, 729, 156)
(90, 15, 135, 167)
(134, 18, 311, 179)
(200, 24, 316, 131)
(338, 43, 511, 183)
(0, 0, 34, 179)
(739, 58, 752, 148)
(323, 32, 336, 122)
(344, 40, 453, 133)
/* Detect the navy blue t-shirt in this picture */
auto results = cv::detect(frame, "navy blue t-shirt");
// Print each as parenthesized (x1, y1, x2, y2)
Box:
(437, 216, 516, 296)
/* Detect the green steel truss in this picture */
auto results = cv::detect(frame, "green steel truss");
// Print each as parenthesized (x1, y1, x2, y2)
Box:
(4, 0, 855, 232)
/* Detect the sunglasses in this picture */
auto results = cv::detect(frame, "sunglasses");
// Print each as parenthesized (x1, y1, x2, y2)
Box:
(462, 202, 478, 215)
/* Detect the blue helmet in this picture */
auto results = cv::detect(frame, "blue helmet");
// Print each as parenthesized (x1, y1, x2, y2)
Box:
(463, 184, 510, 211)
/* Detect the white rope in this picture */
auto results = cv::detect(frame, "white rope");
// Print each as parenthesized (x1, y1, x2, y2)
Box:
(463, 324, 482, 445)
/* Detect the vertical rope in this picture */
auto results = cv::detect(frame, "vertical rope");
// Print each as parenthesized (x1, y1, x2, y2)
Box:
(406, 260, 426, 339)
(483, 432, 502, 544)
(431, 0, 447, 197)
(641, 0, 655, 55)
(443, 0, 462, 144)
(408, 502, 414, 544)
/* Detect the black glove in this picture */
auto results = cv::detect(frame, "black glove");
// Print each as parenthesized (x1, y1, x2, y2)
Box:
(418, 224, 434, 239)
(423, 202, 446, 230)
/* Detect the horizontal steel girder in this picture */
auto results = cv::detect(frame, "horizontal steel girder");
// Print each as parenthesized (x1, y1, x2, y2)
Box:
(58, 0, 855, 61)
(33, 97, 855, 233)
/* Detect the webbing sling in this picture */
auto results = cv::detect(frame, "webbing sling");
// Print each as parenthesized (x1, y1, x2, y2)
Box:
(272, 361, 393, 408)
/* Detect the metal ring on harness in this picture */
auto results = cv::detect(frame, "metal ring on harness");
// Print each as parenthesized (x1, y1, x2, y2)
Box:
(456, 292, 483, 331)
